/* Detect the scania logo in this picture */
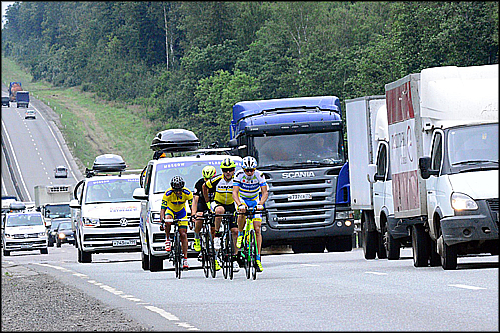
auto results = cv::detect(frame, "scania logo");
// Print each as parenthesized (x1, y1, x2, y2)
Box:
(282, 171, 315, 179)
(120, 218, 128, 227)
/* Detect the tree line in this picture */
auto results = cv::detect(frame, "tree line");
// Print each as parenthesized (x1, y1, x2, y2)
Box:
(2, 1, 498, 146)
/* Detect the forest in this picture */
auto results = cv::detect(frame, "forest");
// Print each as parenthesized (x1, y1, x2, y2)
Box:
(2, 1, 498, 146)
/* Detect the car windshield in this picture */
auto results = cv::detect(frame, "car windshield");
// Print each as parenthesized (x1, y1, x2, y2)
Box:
(45, 204, 71, 218)
(6, 213, 44, 227)
(50, 220, 61, 230)
(85, 177, 141, 203)
(448, 123, 498, 166)
(153, 159, 238, 194)
(253, 131, 344, 168)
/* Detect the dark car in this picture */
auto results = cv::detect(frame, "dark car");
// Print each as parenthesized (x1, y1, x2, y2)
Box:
(54, 165, 68, 178)
(2, 97, 10, 107)
(55, 221, 74, 247)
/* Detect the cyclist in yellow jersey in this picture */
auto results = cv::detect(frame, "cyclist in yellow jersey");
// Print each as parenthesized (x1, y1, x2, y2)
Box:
(202, 158, 240, 272)
(160, 175, 193, 270)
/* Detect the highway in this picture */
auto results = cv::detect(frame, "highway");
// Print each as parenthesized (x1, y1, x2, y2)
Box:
(1, 90, 498, 331)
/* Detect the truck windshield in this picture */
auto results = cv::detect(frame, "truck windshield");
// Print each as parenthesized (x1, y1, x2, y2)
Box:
(254, 131, 344, 168)
(45, 204, 71, 218)
(6, 213, 44, 227)
(448, 123, 498, 167)
(85, 178, 141, 203)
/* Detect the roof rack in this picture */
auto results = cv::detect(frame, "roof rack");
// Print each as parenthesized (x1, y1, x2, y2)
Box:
(86, 154, 127, 177)
(150, 129, 200, 153)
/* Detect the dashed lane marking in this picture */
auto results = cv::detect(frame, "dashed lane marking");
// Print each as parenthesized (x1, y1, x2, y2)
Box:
(365, 271, 387, 275)
(449, 284, 486, 290)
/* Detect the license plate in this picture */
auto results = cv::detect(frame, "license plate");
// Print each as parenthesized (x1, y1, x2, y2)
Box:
(112, 240, 136, 246)
(287, 193, 312, 201)
(20, 244, 32, 249)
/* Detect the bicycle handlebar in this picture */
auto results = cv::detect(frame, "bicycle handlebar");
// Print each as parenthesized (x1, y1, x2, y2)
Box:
(235, 207, 267, 216)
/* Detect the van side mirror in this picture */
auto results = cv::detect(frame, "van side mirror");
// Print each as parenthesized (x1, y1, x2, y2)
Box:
(367, 164, 377, 183)
(419, 156, 438, 179)
(228, 139, 238, 148)
(133, 187, 148, 200)
(69, 199, 81, 209)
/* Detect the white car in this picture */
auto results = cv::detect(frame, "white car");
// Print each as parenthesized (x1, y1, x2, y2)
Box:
(24, 109, 36, 119)
(2, 204, 48, 256)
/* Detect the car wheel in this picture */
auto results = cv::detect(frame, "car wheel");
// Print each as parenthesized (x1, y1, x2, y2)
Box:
(40, 248, 48, 254)
(3, 249, 10, 256)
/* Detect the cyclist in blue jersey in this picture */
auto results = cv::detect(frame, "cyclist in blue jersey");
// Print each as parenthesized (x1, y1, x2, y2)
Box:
(232, 156, 268, 272)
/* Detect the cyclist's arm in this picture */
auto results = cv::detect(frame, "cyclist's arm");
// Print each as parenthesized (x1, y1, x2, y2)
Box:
(232, 184, 242, 207)
(160, 207, 167, 222)
(191, 195, 199, 218)
(202, 183, 210, 206)
(258, 184, 269, 207)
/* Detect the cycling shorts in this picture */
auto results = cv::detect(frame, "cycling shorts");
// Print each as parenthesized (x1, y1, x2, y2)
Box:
(241, 198, 262, 222)
(195, 202, 214, 227)
(211, 202, 237, 229)
(166, 207, 189, 228)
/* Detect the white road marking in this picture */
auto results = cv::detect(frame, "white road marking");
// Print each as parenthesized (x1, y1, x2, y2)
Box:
(301, 264, 319, 267)
(365, 271, 387, 275)
(449, 284, 486, 290)
(144, 306, 179, 320)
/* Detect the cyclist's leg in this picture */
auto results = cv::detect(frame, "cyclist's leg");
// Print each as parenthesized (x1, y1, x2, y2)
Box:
(213, 203, 225, 234)
(164, 209, 175, 250)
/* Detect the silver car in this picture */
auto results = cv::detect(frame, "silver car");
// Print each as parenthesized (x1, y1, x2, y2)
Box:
(54, 166, 68, 178)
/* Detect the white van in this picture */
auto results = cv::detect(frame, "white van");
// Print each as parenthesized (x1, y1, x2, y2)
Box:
(2, 202, 48, 255)
(133, 129, 242, 271)
(70, 154, 142, 263)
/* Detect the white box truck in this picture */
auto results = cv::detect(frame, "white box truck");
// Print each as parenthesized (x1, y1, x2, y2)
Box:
(385, 64, 498, 270)
(346, 95, 402, 260)
(34, 185, 73, 227)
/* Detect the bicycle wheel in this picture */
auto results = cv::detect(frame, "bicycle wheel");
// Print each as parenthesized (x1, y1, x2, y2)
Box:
(227, 228, 234, 280)
(221, 231, 229, 279)
(200, 232, 210, 278)
(207, 230, 216, 278)
(249, 230, 257, 280)
(174, 232, 182, 279)
(244, 232, 251, 279)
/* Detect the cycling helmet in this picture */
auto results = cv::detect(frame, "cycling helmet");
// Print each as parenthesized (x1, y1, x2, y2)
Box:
(202, 165, 216, 179)
(220, 158, 236, 170)
(242, 156, 257, 170)
(170, 175, 185, 190)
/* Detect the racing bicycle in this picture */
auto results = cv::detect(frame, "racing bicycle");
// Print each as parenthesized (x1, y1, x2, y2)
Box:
(161, 218, 183, 279)
(236, 207, 267, 280)
(199, 211, 217, 278)
(215, 212, 236, 280)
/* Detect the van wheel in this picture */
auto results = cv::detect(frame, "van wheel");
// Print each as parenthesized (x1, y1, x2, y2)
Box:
(412, 224, 429, 267)
(3, 249, 10, 256)
(78, 248, 92, 263)
(441, 241, 458, 270)
(149, 251, 163, 271)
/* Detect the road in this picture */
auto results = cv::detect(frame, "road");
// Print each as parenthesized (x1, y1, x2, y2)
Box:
(2, 245, 499, 331)
(1, 88, 498, 331)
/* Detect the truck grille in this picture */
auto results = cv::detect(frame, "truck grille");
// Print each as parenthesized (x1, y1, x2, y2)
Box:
(264, 170, 337, 229)
(98, 218, 140, 228)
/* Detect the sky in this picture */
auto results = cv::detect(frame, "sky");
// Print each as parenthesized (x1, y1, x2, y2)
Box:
(2, 1, 15, 28)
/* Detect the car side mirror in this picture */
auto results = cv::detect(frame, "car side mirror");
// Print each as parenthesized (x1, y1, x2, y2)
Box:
(133, 187, 148, 200)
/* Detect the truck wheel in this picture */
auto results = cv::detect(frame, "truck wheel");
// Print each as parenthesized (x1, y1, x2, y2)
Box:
(428, 236, 441, 267)
(386, 232, 400, 260)
(412, 224, 429, 267)
(40, 248, 48, 254)
(362, 218, 377, 259)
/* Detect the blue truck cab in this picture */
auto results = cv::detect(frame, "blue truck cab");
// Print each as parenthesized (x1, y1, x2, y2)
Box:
(229, 96, 354, 253)
(16, 91, 29, 108)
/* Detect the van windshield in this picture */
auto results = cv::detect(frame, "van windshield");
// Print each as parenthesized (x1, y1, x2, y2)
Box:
(85, 178, 141, 203)
(6, 213, 44, 227)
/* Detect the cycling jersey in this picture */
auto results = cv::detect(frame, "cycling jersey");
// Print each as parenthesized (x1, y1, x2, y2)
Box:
(233, 169, 267, 201)
(193, 177, 213, 211)
(205, 174, 234, 205)
(161, 187, 193, 227)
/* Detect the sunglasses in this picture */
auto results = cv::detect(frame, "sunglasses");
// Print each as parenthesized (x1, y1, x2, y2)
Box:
(223, 168, 235, 172)
(244, 168, 255, 172)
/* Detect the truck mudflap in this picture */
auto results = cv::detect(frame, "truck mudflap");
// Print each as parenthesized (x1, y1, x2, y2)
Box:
(441, 200, 499, 246)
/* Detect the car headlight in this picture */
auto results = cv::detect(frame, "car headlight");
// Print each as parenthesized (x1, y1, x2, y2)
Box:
(151, 212, 161, 224)
(451, 192, 478, 211)
(58, 233, 66, 239)
(83, 217, 100, 227)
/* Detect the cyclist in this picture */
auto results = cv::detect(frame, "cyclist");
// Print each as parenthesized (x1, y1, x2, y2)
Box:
(202, 157, 240, 272)
(190, 165, 221, 271)
(232, 156, 268, 272)
(160, 175, 193, 270)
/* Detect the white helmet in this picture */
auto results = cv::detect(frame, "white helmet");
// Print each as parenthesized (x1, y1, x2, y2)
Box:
(242, 156, 257, 170)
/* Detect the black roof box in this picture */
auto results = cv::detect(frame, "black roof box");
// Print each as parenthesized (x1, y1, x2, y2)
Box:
(92, 154, 126, 172)
(150, 129, 200, 152)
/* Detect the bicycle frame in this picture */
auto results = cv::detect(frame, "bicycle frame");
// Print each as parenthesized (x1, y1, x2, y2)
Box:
(199, 211, 216, 278)
(236, 207, 267, 280)
(214, 212, 235, 280)
(163, 218, 183, 279)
